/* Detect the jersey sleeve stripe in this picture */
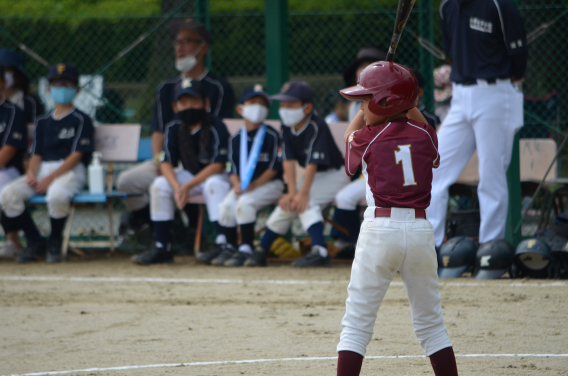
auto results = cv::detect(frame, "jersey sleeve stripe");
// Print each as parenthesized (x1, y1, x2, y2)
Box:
(491, 0, 509, 48)
(71, 112, 85, 152)
(203, 77, 224, 117)
(228, 133, 238, 174)
(164, 123, 173, 163)
(2, 103, 16, 145)
(210, 126, 220, 163)
(267, 128, 278, 170)
(25, 95, 37, 124)
(439, 0, 449, 19)
(305, 122, 318, 166)
(407, 122, 440, 166)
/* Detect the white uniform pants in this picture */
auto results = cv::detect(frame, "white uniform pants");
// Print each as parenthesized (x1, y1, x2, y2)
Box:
(116, 160, 158, 211)
(337, 207, 452, 357)
(0, 161, 86, 219)
(335, 178, 366, 210)
(427, 80, 524, 246)
(266, 169, 350, 234)
(0, 167, 21, 195)
(150, 170, 230, 222)
(218, 179, 284, 227)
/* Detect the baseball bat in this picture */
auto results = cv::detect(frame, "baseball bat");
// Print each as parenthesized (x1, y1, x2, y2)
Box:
(385, 0, 417, 62)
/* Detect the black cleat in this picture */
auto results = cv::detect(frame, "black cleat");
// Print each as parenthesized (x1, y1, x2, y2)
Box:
(16, 239, 47, 263)
(132, 244, 173, 265)
(46, 240, 63, 263)
(223, 251, 250, 267)
(196, 243, 226, 265)
(244, 246, 268, 267)
(292, 248, 331, 267)
(211, 244, 236, 266)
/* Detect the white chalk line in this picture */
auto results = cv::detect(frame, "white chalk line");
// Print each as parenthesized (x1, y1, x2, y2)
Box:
(0, 275, 567, 287)
(4, 354, 568, 376)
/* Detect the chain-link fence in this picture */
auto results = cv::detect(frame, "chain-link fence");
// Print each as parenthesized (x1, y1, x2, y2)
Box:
(0, 0, 566, 244)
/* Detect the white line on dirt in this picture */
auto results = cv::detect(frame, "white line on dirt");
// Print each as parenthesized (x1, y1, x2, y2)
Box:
(0, 275, 566, 287)
(4, 354, 568, 376)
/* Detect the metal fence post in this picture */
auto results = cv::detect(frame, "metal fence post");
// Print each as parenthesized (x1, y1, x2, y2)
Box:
(196, 0, 211, 69)
(418, 0, 434, 112)
(265, 0, 289, 118)
(505, 0, 522, 247)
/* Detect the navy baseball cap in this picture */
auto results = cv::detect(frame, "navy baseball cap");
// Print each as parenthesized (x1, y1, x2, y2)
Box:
(174, 77, 205, 101)
(239, 84, 271, 105)
(169, 18, 211, 43)
(271, 81, 313, 103)
(48, 63, 79, 83)
(0, 49, 26, 75)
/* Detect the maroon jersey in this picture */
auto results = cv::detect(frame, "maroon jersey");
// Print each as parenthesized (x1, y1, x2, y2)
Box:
(346, 118, 439, 209)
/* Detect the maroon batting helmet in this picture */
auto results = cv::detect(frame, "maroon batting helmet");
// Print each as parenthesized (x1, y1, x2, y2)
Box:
(340, 61, 419, 117)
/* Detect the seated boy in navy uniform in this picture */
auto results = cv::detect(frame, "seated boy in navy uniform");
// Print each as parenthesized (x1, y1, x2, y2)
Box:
(0, 63, 29, 258)
(246, 81, 350, 267)
(1, 63, 94, 263)
(132, 78, 232, 265)
(202, 85, 284, 266)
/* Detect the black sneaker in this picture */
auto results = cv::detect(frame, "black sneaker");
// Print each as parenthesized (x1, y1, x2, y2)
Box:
(211, 244, 236, 266)
(224, 251, 251, 267)
(196, 243, 226, 265)
(292, 248, 331, 267)
(16, 238, 47, 263)
(244, 246, 268, 267)
(131, 243, 173, 265)
(46, 240, 63, 263)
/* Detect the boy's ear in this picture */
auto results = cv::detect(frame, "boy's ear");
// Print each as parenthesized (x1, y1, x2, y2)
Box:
(418, 87, 424, 98)
(171, 102, 178, 114)
(303, 102, 314, 114)
(236, 105, 243, 116)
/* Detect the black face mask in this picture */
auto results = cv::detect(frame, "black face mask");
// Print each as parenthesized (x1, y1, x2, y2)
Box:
(177, 108, 207, 126)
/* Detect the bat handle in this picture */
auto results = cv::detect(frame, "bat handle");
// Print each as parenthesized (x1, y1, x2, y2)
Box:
(385, 52, 395, 62)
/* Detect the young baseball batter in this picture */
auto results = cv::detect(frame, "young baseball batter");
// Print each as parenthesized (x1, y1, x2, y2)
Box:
(208, 85, 283, 267)
(2, 63, 94, 264)
(132, 78, 231, 265)
(336, 62, 458, 376)
(245, 81, 350, 267)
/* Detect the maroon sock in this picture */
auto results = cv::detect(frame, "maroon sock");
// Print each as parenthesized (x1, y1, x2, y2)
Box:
(429, 347, 459, 376)
(337, 351, 364, 376)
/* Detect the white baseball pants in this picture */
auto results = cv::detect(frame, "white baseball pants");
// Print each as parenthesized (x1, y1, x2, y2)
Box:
(427, 80, 524, 246)
(0, 167, 21, 195)
(266, 168, 350, 235)
(335, 178, 366, 210)
(0, 161, 86, 219)
(150, 170, 230, 222)
(218, 179, 284, 227)
(116, 160, 158, 211)
(337, 207, 452, 357)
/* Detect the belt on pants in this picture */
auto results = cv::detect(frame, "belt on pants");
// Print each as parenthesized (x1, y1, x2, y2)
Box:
(374, 208, 426, 219)
(456, 77, 510, 86)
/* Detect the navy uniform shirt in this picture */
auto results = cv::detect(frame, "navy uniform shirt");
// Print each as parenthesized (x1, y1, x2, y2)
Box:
(229, 124, 282, 182)
(31, 108, 95, 166)
(163, 116, 230, 175)
(281, 114, 344, 171)
(23, 94, 44, 125)
(440, 0, 528, 82)
(419, 106, 441, 129)
(0, 99, 27, 173)
(150, 71, 235, 134)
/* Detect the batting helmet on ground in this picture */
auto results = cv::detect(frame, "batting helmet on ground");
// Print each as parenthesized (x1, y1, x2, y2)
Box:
(473, 240, 515, 280)
(437, 236, 477, 279)
(511, 239, 554, 279)
(339, 61, 419, 116)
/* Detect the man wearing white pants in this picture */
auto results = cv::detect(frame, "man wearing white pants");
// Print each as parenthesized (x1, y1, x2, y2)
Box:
(429, 0, 528, 247)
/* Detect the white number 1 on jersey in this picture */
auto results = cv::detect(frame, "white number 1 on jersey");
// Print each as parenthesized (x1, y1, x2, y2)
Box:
(394, 144, 417, 186)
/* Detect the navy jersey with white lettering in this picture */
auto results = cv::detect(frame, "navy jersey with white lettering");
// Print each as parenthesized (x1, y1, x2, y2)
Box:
(440, 0, 528, 82)
(0, 99, 27, 173)
(31, 108, 94, 166)
(228, 124, 282, 182)
(163, 116, 230, 175)
(281, 114, 344, 171)
(150, 71, 235, 134)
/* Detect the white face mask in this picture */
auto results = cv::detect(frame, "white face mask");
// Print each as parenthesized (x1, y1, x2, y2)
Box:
(175, 45, 203, 73)
(241, 104, 268, 124)
(279, 105, 307, 127)
(4, 72, 14, 89)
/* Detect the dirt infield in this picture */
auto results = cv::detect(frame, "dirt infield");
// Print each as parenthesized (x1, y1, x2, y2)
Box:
(1, 255, 567, 376)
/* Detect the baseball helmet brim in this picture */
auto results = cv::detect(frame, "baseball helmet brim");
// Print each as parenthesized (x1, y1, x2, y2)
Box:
(473, 268, 508, 280)
(339, 85, 373, 100)
(438, 265, 470, 279)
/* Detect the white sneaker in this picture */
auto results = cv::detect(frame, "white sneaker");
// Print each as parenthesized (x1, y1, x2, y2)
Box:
(0, 240, 21, 258)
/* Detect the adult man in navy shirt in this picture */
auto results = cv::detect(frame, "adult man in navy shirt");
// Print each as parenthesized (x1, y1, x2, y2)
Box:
(116, 19, 234, 248)
(428, 0, 528, 250)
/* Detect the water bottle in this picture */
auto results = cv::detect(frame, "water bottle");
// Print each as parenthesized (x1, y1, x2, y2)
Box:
(88, 152, 104, 194)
